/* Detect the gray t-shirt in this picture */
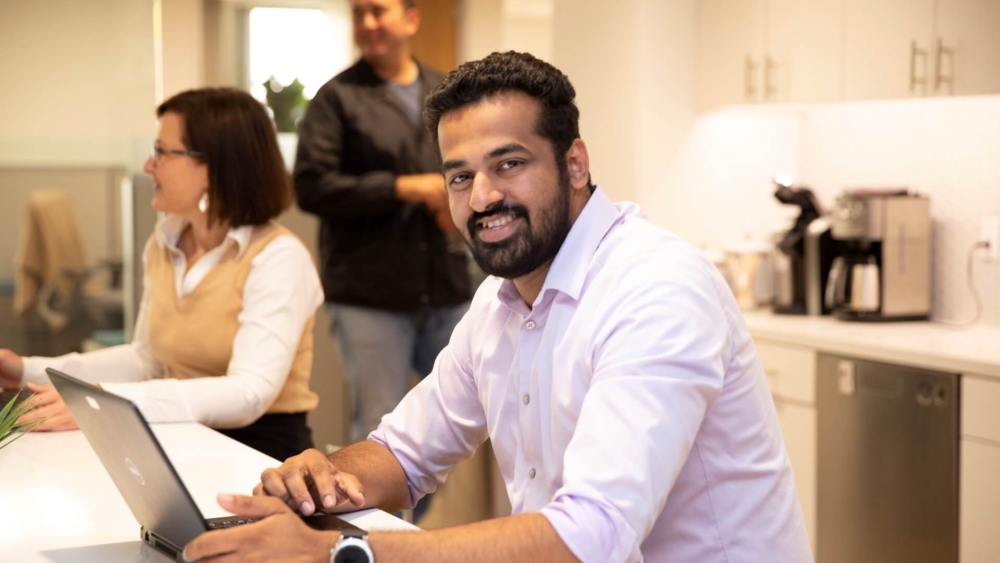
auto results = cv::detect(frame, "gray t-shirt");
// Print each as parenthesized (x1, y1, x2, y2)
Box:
(387, 77, 424, 125)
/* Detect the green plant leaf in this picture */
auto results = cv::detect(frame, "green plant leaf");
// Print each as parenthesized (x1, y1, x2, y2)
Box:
(0, 391, 47, 448)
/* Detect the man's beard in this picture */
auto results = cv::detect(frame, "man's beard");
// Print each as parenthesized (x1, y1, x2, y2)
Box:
(463, 167, 572, 280)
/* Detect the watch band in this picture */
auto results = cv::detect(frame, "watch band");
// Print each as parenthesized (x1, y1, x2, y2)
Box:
(332, 528, 374, 563)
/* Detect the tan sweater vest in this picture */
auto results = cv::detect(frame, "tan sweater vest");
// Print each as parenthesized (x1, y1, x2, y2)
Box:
(145, 222, 318, 415)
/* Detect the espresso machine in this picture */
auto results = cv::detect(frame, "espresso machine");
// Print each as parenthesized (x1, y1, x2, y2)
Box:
(771, 176, 838, 316)
(825, 190, 931, 321)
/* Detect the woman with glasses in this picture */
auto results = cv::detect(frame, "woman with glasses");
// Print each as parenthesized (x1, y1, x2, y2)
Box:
(0, 88, 323, 461)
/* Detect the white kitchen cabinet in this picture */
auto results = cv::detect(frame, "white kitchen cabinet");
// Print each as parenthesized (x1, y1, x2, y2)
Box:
(695, 0, 766, 110)
(935, 0, 1000, 96)
(960, 375, 1000, 563)
(960, 439, 1000, 563)
(843, 0, 935, 100)
(697, 0, 844, 108)
(844, 0, 1000, 100)
(698, 0, 1000, 107)
(764, 0, 844, 103)
(774, 398, 818, 555)
(755, 338, 818, 557)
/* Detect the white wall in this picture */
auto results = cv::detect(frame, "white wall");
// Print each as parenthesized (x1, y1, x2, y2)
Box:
(553, 0, 639, 203)
(458, 0, 503, 63)
(458, 0, 552, 64)
(162, 0, 206, 98)
(0, 0, 155, 168)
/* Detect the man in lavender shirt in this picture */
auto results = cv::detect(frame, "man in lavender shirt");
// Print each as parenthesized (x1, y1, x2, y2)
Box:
(184, 51, 813, 563)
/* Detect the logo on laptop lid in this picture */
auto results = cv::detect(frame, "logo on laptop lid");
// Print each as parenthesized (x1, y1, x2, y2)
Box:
(86, 396, 101, 410)
(125, 457, 146, 486)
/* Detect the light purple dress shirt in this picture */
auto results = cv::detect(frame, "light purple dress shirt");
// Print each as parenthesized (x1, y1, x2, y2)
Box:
(370, 187, 813, 563)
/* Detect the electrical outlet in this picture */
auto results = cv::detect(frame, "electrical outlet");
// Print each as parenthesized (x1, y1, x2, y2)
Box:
(982, 216, 1000, 261)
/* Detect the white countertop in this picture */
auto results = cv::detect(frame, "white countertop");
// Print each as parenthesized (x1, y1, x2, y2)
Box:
(0, 423, 416, 563)
(742, 310, 1000, 378)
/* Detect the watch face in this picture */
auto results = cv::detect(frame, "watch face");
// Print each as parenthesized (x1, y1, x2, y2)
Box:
(335, 544, 371, 563)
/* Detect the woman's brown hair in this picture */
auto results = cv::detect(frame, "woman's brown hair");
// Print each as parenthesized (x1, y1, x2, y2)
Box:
(157, 88, 291, 227)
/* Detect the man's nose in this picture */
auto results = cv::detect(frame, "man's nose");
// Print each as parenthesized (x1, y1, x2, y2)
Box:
(469, 173, 503, 213)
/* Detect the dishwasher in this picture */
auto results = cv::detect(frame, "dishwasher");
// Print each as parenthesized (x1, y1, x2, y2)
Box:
(817, 353, 958, 563)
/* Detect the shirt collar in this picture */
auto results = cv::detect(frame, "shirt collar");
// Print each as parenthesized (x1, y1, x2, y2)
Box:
(496, 185, 620, 309)
(155, 214, 254, 259)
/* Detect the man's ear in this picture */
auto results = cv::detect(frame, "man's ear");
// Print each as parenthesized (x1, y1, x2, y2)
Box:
(565, 139, 591, 191)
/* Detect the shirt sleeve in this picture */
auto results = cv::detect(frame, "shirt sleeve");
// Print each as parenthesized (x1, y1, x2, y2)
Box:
(368, 304, 488, 508)
(106, 235, 323, 427)
(540, 254, 732, 563)
(292, 83, 400, 221)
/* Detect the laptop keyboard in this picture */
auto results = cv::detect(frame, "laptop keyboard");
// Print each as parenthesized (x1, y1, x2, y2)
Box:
(0, 388, 29, 408)
(206, 517, 256, 529)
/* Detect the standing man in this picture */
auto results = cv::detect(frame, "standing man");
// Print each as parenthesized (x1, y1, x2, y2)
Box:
(186, 51, 813, 563)
(294, 0, 471, 451)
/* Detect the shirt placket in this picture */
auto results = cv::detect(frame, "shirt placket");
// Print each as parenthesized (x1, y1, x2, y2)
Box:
(516, 305, 547, 507)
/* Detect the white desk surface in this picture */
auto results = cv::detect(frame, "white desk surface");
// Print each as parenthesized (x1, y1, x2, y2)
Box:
(0, 423, 416, 563)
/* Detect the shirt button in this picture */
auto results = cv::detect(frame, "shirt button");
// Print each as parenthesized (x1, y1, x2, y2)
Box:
(525, 321, 536, 330)
(522, 394, 530, 405)
(528, 468, 536, 479)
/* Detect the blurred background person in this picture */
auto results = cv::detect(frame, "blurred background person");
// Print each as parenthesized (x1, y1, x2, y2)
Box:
(0, 88, 324, 462)
(294, 0, 471, 452)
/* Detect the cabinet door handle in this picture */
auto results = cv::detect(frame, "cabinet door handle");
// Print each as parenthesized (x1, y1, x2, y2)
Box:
(910, 40, 927, 94)
(764, 55, 777, 100)
(935, 37, 954, 93)
(745, 56, 757, 101)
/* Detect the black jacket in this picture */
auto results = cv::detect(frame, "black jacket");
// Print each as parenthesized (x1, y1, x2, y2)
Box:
(294, 59, 471, 311)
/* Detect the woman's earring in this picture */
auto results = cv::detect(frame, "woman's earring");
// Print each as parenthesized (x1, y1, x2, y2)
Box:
(198, 193, 209, 213)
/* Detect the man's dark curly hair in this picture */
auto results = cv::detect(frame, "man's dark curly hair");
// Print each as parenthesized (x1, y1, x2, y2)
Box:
(424, 51, 585, 180)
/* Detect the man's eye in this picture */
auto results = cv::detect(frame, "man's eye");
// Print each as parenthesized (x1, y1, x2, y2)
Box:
(499, 160, 522, 171)
(449, 174, 471, 186)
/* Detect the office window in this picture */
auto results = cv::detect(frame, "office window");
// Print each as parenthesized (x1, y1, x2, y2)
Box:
(247, 6, 351, 131)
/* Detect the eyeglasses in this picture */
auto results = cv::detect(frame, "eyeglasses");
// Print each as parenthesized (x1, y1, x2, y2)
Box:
(151, 144, 202, 166)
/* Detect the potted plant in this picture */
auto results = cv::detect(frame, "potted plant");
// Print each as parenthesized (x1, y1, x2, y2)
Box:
(0, 391, 44, 452)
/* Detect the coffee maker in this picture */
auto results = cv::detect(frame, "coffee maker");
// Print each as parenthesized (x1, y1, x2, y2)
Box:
(825, 190, 931, 321)
(771, 177, 838, 316)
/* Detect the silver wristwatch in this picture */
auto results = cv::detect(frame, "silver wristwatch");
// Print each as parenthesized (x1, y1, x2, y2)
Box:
(331, 528, 374, 563)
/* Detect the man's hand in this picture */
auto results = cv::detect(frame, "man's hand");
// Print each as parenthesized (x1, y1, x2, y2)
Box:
(18, 383, 78, 431)
(0, 349, 24, 389)
(396, 173, 449, 212)
(254, 448, 366, 516)
(183, 494, 339, 563)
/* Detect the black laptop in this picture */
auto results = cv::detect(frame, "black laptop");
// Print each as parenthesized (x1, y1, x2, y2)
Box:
(47, 367, 363, 562)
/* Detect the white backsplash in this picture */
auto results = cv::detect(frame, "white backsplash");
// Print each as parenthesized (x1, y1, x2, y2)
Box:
(643, 96, 1000, 326)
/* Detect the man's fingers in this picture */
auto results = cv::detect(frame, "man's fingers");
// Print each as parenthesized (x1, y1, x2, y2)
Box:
(304, 455, 339, 511)
(335, 473, 366, 508)
(280, 465, 318, 515)
(258, 467, 291, 502)
(183, 528, 241, 562)
(217, 493, 291, 518)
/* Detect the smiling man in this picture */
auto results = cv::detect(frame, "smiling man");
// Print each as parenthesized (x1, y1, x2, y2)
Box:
(184, 52, 813, 563)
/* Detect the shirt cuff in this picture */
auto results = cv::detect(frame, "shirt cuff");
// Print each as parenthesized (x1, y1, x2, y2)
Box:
(21, 356, 51, 385)
(366, 430, 422, 510)
(100, 382, 145, 409)
(540, 493, 640, 563)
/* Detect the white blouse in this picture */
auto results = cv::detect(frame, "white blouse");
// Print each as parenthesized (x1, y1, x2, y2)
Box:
(22, 215, 324, 428)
